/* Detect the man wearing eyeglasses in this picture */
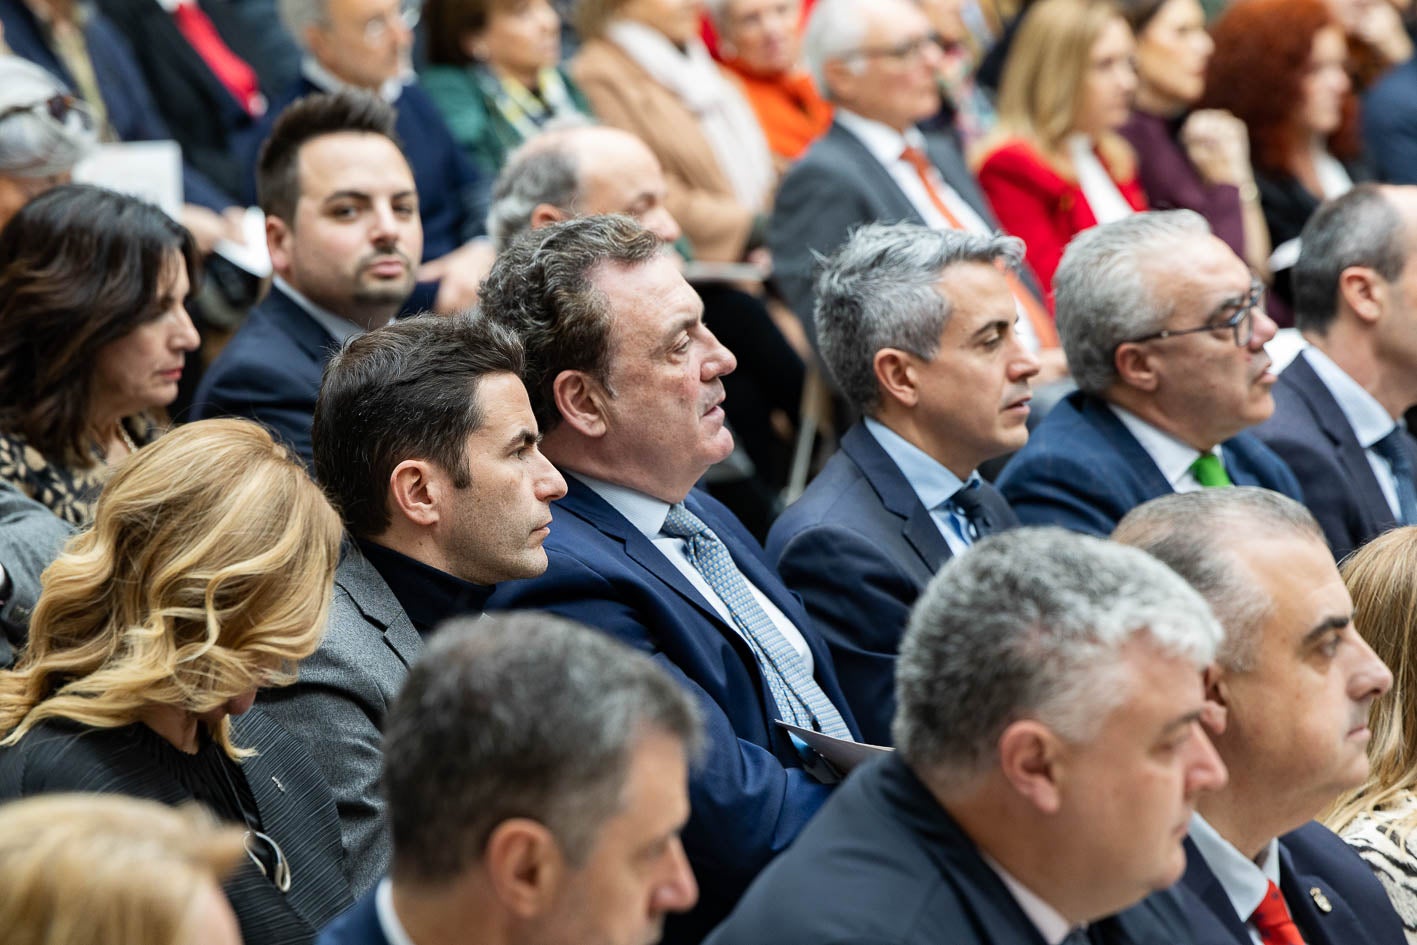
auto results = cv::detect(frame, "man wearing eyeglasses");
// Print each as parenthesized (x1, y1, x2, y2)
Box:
(996, 210, 1303, 536)
(248, 0, 493, 313)
(1252, 184, 1417, 561)
(771, 0, 1067, 382)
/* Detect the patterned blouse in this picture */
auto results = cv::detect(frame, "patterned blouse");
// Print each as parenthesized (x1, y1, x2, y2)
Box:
(0, 415, 159, 527)
(1342, 797, 1417, 943)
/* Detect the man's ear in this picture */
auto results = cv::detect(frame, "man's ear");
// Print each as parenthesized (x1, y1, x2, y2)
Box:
(484, 818, 566, 919)
(530, 203, 572, 231)
(996, 719, 1066, 815)
(388, 459, 440, 527)
(822, 57, 860, 102)
(873, 348, 920, 409)
(266, 214, 293, 276)
(1202, 662, 1230, 732)
(1337, 265, 1384, 327)
(1114, 341, 1161, 393)
(551, 370, 609, 439)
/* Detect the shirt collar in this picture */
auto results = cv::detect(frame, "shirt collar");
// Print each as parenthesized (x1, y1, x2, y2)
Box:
(1188, 812, 1282, 924)
(375, 878, 418, 945)
(863, 417, 975, 509)
(356, 538, 493, 634)
(980, 852, 1077, 945)
(301, 56, 409, 104)
(1110, 404, 1221, 488)
(571, 473, 674, 538)
(1302, 347, 1398, 448)
(272, 276, 364, 344)
(834, 108, 927, 166)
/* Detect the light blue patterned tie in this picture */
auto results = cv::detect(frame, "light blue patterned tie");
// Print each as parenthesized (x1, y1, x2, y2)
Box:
(662, 502, 853, 739)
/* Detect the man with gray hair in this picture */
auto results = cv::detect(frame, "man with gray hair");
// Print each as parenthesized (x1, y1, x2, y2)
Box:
(707, 526, 1227, 945)
(769, 0, 1064, 383)
(1252, 184, 1417, 561)
(317, 611, 702, 945)
(996, 210, 1302, 536)
(765, 222, 1036, 744)
(1113, 489, 1401, 945)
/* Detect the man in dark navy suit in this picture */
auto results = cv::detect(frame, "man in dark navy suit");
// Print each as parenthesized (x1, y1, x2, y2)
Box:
(317, 612, 701, 945)
(1253, 184, 1417, 561)
(482, 215, 861, 944)
(193, 91, 420, 466)
(766, 222, 1035, 744)
(997, 211, 1303, 536)
(707, 527, 1228, 945)
(1115, 489, 1403, 945)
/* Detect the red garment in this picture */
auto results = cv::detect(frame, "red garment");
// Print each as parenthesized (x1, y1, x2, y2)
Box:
(723, 63, 832, 161)
(976, 138, 1147, 305)
(1251, 880, 1307, 945)
(172, 0, 263, 116)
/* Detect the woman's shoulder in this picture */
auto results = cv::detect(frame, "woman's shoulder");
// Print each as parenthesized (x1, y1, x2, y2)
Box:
(0, 719, 155, 797)
(975, 136, 1070, 190)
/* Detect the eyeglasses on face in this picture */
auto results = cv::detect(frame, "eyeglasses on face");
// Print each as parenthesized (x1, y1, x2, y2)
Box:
(359, 0, 419, 44)
(1121, 277, 1265, 350)
(0, 93, 95, 132)
(847, 32, 950, 66)
(243, 828, 292, 894)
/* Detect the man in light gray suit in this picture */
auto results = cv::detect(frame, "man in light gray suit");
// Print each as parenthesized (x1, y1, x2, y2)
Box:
(771, 0, 1064, 381)
(0, 481, 71, 661)
(259, 313, 567, 896)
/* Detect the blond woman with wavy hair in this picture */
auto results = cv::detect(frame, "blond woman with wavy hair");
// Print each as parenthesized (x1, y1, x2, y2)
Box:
(0, 794, 247, 945)
(0, 418, 352, 945)
(1327, 525, 1417, 941)
(974, 0, 1147, 298)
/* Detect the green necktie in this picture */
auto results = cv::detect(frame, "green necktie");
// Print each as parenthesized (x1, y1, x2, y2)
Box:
(1190, 453, 1233, 488)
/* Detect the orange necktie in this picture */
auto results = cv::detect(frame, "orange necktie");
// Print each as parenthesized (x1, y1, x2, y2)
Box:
(900, 146, 1059, 348)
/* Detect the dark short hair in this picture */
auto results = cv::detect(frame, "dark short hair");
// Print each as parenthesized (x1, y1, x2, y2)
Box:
(0, 184, 198, 466)
(1293, 184, 1408, 335)
(477, 214, 664, 432)
(423, 0, 495, 65)
(256, 90, 403, 223)
(312, 313, 525, 538)
(1115, 0, 1170, 34)
(383, 611, 702, 884)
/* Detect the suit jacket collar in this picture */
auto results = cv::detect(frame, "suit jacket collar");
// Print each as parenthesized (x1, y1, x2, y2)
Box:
(260, 284, 343, 367)
(334, 542, 422, 670)
(824, 120, 928, 224)
(1073, 393, 1177, 497)
(840, 423, 952, 573)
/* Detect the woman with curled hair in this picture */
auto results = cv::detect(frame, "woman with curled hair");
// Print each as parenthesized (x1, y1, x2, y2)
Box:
(974, 0, 1146, 300)
(0, 794, 247, 945)
(1200, 0, 1360, 317)
(0, 183, 200, 526)
(1327, 526, 1417, 942)
(0, 418, 350, 945)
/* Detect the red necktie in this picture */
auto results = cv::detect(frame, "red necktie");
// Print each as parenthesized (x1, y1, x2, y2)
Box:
(899, 146, 1059, 348)
(171, 1, 265, 117)
(1250, 880, 1306, 945)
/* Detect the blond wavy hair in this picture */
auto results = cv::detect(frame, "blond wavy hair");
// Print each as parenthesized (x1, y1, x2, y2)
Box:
(0, 418, 342, 758)
(0, 794, 246, 945)
(1326, 526, 1417, 836)
(979, 0, 1136, 181)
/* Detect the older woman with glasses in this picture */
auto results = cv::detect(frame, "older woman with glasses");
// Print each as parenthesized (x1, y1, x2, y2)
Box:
(0, 57, 95, 231)
(0, 418, 350, 945)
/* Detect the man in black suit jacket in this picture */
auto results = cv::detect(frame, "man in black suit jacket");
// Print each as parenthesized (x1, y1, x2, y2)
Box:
(707, 527, 1228, 945)
(192, 91, 420, 466)
(773, 0, 1065, 381)
(1253, 184, 1417, 561)
(1116, 489, 1403, 945)
(766, 223, 1034, 743)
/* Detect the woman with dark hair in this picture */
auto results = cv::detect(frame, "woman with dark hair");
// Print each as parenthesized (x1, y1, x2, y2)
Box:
(1201, 0, 1361, 314)
(421, 0, 591, 212)
(0, 183, 200, 526)
(1116, 0, 1270, 276)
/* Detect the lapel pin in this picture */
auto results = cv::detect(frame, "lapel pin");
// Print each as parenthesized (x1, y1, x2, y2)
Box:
(272, 776, 286, 793)
(1309, 887, 1332, 913)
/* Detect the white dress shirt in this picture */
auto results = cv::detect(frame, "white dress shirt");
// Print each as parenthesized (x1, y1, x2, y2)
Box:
(1302, 347, 1406, 519)
(1189, 813, 1283, 945)
(1067, 133, 1135, 224)
(981, 852, 1078, 945)
(271, 275, 364, 344)
(864, 417, 976, 555)
(375, 878, 419, 945)
(1111, 405, 1225, 493)
(574, 474, 813, 669)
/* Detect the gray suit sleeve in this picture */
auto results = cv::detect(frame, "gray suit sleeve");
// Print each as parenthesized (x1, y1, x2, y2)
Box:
(0, 480, 72, 637)
(259, 589, 397, 898)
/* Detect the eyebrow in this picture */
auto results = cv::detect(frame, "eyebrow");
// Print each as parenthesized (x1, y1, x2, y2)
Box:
(969, 318, 1012, 341)
(1159, 708, 1206, 738)
(504, 429, 541, 451)
(321, 188, 418, 204)
(1300, 613, 1352, 648)
(658, 312, 702, 349)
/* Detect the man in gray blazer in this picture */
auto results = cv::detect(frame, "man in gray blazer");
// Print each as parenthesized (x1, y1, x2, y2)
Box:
(259, 314, 567, 897)
(0, 480, 71, 660)
(772, 0, 1062, 382)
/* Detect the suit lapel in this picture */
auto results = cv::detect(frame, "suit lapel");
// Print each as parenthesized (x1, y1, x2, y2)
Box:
(840, 423, 952, 573)
(1181, 836, 1257, 944)
(264, 286, 343, 368)
(826, 123, 928, 225)
(335, 544, 423, 669)
(1078, 395, 1177, 499)
(1278, 840, 1361, 945)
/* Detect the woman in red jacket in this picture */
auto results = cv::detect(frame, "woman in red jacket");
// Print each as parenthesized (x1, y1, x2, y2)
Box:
(974, 0, 1146, 303)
